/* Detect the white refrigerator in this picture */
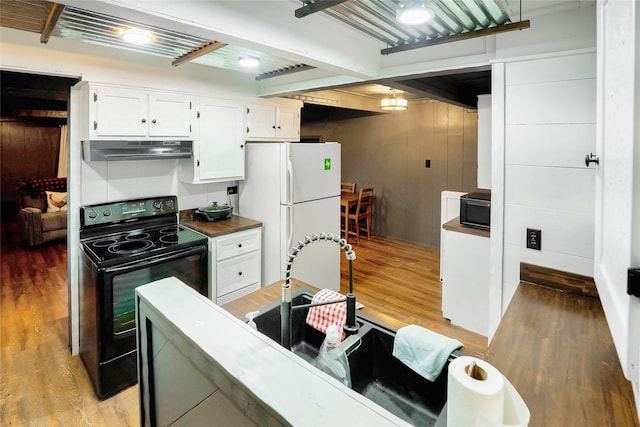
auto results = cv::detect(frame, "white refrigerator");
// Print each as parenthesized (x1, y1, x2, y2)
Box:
(239, 142, 341, 291)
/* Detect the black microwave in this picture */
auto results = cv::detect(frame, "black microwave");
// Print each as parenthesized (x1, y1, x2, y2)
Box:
(460, 192, 491, 230)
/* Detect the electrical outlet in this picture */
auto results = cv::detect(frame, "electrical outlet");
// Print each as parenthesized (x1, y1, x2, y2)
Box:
(227, 185, 238, 195)
(526, 228, 541, 250)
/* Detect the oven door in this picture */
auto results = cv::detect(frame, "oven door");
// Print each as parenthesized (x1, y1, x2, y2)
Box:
(99, 244, 208, 361)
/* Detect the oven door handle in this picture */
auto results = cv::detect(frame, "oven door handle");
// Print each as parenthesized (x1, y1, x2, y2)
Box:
(102, 246, 206, 274)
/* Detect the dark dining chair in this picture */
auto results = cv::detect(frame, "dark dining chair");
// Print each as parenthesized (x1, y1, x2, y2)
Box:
(347, 187, 373, 243)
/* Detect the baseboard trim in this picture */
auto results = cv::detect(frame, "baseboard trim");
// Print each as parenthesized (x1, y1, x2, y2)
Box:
(520, 262, 599, 299)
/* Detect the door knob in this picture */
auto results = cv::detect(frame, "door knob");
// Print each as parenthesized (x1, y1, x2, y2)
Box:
(585, 153, 599, 167)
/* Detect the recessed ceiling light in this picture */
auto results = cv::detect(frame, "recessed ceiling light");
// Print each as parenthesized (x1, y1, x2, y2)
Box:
(396, 1, 435, 25)
(118, 28, 154, 45)
(238, 56, 260, 68)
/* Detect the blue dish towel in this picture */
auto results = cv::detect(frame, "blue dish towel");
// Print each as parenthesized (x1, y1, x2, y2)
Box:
(392, 325, 463, 382)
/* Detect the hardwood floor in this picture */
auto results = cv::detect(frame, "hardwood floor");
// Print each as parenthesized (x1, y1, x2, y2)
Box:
(346, 236, 638, 427)
(1, 225, 638, 426)
(0, 224, 138, 426)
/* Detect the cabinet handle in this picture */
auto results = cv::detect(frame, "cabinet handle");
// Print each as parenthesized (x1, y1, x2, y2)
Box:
(272, 125, 276, 129)
(240, 144, 244, 148)
(152, 119, 157, 124)
(277, 126, 281, 129)
(247, 127, 250, 133)
(238, 243, 242, 248)
(585, 153, 599, 167)
(141, 118, 147, 124)
(93, 121, 97, 130)
(238, 271, 243, 276)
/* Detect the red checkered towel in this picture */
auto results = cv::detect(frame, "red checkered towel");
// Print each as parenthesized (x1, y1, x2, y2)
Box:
(305, 289, 364, 341)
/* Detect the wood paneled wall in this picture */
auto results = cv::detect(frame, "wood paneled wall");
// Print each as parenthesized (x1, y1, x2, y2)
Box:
(0, 120, 61, 221)
(301, 100, 479, 249)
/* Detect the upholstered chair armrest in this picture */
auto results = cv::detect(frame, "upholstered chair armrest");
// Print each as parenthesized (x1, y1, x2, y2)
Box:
(18, 207, 43, 247)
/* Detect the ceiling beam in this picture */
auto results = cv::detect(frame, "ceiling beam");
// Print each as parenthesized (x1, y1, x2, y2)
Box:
(171, 41, 226, 67)
(295, 1, 348, 18)
(389, 80, 477, 109)
(256, 64, 316, 81)
(381, 20, 530, 55)
(40, 3, 65, 44)
(12, 109, 68, 119)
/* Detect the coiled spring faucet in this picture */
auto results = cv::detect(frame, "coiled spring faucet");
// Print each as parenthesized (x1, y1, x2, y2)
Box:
(281, 233, 358, 350)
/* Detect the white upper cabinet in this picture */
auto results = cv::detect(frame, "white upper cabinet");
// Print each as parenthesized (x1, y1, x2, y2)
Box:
(245, 99, 302, 141)
(477, 94, 492, 189)
(90, 85, 192, 139)
(147, 92, 192, 137)
(180, 97, 245, 183)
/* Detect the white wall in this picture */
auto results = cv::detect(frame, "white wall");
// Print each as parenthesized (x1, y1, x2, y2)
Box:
(498, 52, 597, 314)
(594, 0, 640, 417)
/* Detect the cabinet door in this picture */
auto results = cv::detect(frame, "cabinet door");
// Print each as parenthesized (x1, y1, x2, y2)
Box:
(216, 251, 261, 298)
(93, 86, 147, 137)
(275, 106, 300, 141)
(148, 92, 192, 137)
(246, 103, 276, 139)
(198, 98, 245, 181)
(440, 230, 490, 336)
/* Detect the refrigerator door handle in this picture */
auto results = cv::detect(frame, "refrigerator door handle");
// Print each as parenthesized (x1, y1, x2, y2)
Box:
(286, 204, 293, 252)
(286, 155, 294, 205)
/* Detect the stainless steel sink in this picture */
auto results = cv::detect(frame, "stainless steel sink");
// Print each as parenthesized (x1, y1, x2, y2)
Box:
(249, 290, 459, 426)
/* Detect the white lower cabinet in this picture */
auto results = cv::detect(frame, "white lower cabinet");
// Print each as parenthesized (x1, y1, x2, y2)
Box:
(440, 225, 490, 337)
(209, 228, 262, 305)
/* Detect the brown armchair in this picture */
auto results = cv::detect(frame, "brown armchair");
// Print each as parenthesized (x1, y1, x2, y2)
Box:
(16, 178, 67, 247)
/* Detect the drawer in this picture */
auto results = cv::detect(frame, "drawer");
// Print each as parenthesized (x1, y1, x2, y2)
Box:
(217, 283, 261, 305)
(215, 229, 261, 261)
(216, 251, 260, 297)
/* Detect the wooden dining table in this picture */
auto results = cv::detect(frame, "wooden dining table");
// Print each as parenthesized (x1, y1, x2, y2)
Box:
(340, 191, 359, 212)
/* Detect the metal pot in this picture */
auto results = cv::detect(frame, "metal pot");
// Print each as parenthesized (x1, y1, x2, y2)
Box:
(195, 202, 232, 221)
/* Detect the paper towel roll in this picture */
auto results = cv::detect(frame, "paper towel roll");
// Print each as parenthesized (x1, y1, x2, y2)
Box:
(447, 356, 505, 427)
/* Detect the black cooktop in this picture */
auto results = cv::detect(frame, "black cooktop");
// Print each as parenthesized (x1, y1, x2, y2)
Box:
(81, 224, 207, 267)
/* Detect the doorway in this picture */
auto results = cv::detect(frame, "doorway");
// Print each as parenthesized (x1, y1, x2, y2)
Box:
(1, 70, 79, 223)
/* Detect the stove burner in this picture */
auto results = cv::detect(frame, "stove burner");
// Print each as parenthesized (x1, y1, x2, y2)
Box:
(159, 225, 180, 234)
(126, 232, 150, 240)
(108, 239, 154, 254)
(93, 238, 118, 248)
(160, 234, 179, 244)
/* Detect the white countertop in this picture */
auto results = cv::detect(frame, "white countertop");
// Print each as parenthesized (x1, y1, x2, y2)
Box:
(136, 277, 412, 426)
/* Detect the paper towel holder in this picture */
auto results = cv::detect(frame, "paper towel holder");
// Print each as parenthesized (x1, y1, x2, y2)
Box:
(466, 361, 488, 381)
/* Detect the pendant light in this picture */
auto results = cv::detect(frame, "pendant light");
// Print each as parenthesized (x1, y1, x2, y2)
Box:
(396, 0, 435, 25)
(381, 90, 408, 111)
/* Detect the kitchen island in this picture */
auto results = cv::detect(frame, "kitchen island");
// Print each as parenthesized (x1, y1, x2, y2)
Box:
(135, 277, 414, 426)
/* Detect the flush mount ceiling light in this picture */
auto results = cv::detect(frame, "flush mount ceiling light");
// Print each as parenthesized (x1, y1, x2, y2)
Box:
(118, 28, 154, 45)
(238, 56, 260, 68)
(381, 90, 408, 111)
(396, 0, 435, 25)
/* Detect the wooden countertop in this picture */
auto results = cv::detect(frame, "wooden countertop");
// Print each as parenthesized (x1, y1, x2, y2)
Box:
(180, 210, 262, 238)
(442, 216, 490, 238)
(222, 280, 320, 319)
